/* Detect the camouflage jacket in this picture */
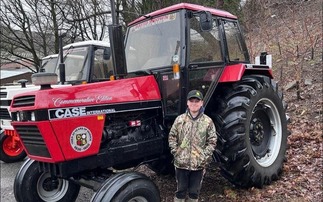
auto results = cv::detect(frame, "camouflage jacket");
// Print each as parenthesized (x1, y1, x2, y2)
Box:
(168, 111, 217, 170)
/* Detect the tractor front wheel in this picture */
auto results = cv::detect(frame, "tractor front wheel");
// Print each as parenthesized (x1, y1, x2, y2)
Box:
(91, 172, 160, 202)
(0, 131, 26, 163)
(14, 159, 80, 202)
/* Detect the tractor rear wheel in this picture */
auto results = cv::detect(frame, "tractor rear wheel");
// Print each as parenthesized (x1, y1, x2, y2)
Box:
(0, 131, 26, 163)
(91, 172, 160, 202)
(14, 159, 80, 202)
(212, 75, 288, 188)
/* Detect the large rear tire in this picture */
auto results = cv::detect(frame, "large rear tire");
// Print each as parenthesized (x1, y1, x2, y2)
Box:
(211, 75, 288, 188)
(0, 131, 26, 163)
(91, 172, 160, 202)
(14, 159, 80, 202)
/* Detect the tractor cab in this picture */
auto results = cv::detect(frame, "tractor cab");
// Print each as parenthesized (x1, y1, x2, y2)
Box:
(55, 40, 112, 84)
(125, 3, 250, 120)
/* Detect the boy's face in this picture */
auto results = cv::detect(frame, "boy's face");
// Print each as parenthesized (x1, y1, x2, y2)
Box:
(187, 98, 203, 113)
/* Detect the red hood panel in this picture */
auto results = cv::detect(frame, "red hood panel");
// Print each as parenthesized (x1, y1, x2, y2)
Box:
(34, 75, 161, 108)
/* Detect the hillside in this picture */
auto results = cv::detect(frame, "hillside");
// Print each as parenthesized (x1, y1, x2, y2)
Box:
(144, 1, 323, 201)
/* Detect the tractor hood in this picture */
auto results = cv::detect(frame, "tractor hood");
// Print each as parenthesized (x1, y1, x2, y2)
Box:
(10, 75, 161, 112)
(9, 75, 162, 163)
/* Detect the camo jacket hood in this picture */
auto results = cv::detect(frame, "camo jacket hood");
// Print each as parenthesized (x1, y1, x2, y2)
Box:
(168, 111, 217, 170)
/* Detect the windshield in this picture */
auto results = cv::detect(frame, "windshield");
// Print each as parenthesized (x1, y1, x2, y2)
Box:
(41, 56, 58, 73)
(57, 47, 89, 82)
(125, 12, 181, 72)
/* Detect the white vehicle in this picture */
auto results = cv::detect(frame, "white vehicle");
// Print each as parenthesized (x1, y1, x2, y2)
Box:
(0, 40, 111, 163)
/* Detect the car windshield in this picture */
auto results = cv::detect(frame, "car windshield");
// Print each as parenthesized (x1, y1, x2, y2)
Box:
(125, 12, 181, 72)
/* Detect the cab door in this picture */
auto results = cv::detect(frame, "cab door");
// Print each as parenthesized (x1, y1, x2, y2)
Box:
(187, 15, 225, 105)
(186, 15, 250, 105)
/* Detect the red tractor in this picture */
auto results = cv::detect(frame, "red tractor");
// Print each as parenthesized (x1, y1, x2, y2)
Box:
(10, 3, 288, 202)
(0, 40, 111, 163)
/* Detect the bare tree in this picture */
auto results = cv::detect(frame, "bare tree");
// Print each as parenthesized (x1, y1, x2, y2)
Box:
(242, 0, 321, 100)
(0, 0, 63, 72)
(0, 0, 112, 72)
(62, 0, 111, 41)
(278, 4, 321, 100)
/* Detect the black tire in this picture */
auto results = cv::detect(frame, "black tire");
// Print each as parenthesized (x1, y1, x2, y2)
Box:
(211, 75, 288, 188)
(14, 159, 80, 202)
(91, 172, 160, 202)
(0, 131, 27, 163)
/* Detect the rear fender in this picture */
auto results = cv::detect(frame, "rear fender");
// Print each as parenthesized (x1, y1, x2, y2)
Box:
(219, 64, 273, 83)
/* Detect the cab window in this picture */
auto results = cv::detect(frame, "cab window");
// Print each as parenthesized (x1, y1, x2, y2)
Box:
(223, 21, 247, 62)
(189, 16, 222, 63)
(92, 47, 113, 80)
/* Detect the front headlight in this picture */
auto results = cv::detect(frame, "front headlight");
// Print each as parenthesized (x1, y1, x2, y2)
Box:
(15, 111, 31, 121)
(18, 111, 26, 121)
(16, 112, 21, 121)
(30, 111, 36, 121)
(13, 111, 41, 121)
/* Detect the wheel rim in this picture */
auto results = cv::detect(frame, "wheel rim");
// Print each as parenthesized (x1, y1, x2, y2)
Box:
(3, 136, 24, 157)
(249, 98, 282, 167)
(128, 196, 148, 202)
(37, 173, 69, 201)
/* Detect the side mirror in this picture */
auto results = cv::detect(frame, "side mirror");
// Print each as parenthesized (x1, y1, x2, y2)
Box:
(103, 48, 111, 60)
(199, 11, 213, 31)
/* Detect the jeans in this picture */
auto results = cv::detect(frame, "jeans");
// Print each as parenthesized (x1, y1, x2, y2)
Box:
(175, 168, 204, 199)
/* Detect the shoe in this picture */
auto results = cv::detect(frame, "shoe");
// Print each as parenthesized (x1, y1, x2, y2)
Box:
(186, 198, 198, 202)
(174, 197, 185, 202)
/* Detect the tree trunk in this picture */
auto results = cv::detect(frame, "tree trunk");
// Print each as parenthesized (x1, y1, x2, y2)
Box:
(296, 80, 301, 100)
(216, 0, 224, 9)
(311, 47, 314, 60)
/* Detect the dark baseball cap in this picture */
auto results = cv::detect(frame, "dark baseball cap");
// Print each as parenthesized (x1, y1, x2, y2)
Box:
(187, 90, 203, 100)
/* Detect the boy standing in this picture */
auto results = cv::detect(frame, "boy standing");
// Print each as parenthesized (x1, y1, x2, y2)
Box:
(169, 90, 217, 202)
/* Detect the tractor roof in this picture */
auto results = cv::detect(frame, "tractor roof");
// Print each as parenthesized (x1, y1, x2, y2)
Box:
(129, 3, 237, 26)
(63, 40, 110, 49)
(42, 54, 58, 60)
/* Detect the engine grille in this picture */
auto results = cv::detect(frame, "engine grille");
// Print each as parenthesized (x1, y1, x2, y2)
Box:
(12, 95, 35, 107)
(0, 108, 11, 119)
(0, 91, 7, 98)
(15, 125, 51, 158)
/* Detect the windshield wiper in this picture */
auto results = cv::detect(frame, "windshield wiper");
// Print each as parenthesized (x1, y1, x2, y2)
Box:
(62, 45, 74, 61)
